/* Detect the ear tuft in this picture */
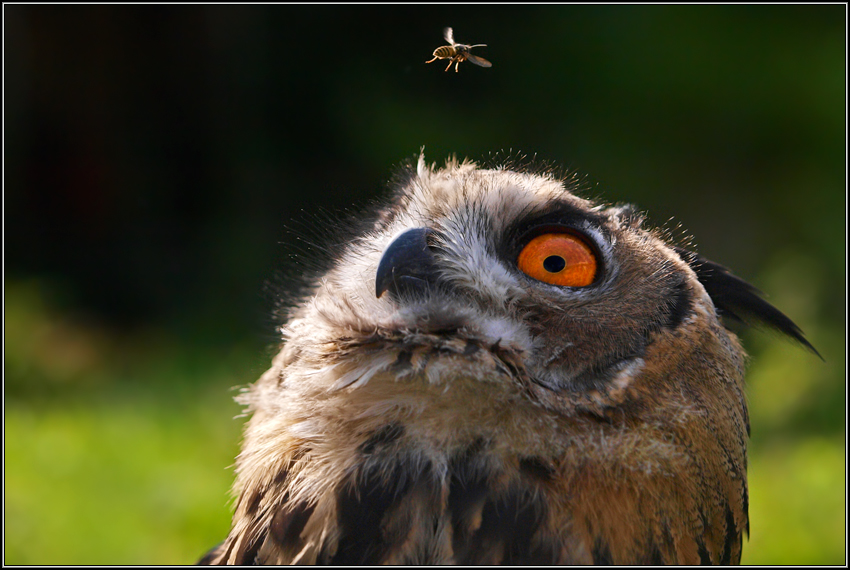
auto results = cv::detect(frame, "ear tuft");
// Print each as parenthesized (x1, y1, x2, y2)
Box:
(674, 246, 822, 359)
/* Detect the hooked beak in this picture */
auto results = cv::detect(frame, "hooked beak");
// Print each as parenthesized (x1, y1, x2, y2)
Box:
(375, 228, 439, 299)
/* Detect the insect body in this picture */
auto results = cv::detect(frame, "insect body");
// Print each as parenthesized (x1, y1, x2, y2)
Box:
(426, 27, 492, 72)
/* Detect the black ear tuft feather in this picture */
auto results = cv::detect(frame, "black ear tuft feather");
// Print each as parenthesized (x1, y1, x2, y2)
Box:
(673, 246, 822, 359)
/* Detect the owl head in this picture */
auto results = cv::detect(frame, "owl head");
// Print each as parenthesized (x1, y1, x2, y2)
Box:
(206, 154, 816, 565)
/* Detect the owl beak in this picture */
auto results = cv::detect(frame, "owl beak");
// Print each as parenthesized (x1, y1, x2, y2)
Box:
(376, 228, 439, 299)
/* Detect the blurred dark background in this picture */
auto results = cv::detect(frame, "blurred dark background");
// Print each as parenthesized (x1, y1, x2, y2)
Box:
(4, 4, 845, 565)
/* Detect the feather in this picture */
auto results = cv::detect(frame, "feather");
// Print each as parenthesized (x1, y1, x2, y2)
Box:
(674, 246, 821, 358)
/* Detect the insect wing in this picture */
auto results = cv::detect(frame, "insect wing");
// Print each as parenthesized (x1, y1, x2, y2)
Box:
(465, 53, 492, 68)
(443, 27, 455, 45)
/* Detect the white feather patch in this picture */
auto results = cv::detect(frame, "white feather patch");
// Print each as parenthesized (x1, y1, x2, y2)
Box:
(331, 352, 398, 391)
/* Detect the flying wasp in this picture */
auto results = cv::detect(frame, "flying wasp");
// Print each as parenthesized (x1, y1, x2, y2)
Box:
(426, 27, 492, 73)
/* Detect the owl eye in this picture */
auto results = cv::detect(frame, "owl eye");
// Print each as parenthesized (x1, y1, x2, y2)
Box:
(517, 232, 598, 287)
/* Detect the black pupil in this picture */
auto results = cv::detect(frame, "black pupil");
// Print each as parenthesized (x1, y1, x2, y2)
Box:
(543, 255, 566, 273)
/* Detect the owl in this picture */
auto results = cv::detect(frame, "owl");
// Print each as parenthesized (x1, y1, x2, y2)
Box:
(200, 154, 816, 565)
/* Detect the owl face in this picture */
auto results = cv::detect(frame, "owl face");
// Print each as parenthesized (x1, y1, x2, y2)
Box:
(287, 156, 712, 411)
(206, 155, 814, 566)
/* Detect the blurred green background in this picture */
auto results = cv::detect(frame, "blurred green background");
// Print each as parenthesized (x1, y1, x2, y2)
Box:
(4, 5, 845, 565)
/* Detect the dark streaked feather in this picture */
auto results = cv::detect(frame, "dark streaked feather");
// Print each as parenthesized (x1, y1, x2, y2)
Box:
(231, 533, 261, 566)
(326, 462, 422, 564)
(448, 445, 555, 565)
(447, 460, 492, 563)
(662, 278, 695, 331)
(696, 538, 714, 565)
(518, 456, 556, 482)
(673, 246, 821, 358)
(267, 500, 315, 554)
(591, 538, 615, 565)
(720, 506, 742, 565)
(463, 489, 550, 565)
(359, 423, 405, 455)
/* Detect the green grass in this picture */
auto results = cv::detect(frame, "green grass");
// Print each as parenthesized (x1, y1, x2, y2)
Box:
(5, 388, 242, 565)
(743, 437, 846, 565)
(4, 279, 251, 564)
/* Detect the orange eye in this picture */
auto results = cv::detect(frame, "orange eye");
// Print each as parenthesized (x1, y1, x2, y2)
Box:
(517, 232, 598, 287)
